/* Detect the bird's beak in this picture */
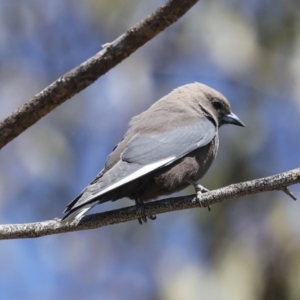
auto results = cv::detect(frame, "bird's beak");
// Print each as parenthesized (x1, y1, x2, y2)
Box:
(222, 112, 245, 127)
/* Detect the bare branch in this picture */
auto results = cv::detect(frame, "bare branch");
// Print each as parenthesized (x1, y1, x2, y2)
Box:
(0, 0, 199, 149)
(0, 168, 299, 240)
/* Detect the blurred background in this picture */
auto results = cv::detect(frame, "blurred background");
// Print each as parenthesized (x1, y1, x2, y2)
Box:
(0, 0, 300, 299)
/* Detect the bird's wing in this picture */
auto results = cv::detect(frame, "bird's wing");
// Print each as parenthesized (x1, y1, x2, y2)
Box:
(122, 117, 216, 165)
(62, 157, 175, 219)
(65, 117, 216, 212)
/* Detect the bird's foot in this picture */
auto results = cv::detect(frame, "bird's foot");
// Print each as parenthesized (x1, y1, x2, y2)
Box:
(187, 179, 211, 211)
(135, 198, 157, 224)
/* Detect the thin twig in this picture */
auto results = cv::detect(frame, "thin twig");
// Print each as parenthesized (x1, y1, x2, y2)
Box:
(0, 168, 299, 240)
(0, 0, 198, 149)
(280, 187, 297, 200)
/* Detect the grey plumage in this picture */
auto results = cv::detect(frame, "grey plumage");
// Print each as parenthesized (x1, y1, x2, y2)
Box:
(62, 83, 244, 224)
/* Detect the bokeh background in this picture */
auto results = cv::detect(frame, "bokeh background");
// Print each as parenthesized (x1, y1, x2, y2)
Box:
(0, 0, 300, 299)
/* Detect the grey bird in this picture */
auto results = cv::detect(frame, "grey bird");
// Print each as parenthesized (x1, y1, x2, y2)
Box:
(62, 82, 244, 224)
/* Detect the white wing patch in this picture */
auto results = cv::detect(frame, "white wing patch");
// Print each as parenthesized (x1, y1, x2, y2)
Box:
(80, 156, 176, 205)
(61, 205, 96, 224)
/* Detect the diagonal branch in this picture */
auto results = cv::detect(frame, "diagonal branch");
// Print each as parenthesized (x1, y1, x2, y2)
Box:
(0, 0, 199, 149)
(0, 168, 299, 240)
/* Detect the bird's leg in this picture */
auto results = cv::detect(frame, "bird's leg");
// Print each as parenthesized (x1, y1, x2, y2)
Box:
(135, 198, 156, 224)
(187, 179, 211, 211)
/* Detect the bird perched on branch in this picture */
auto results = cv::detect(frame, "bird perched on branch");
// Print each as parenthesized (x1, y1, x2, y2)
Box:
(62, 82, 244, 224)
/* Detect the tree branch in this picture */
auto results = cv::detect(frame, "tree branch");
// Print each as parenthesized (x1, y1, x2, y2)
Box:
(1, 168, 299, 240)
(0, 0, 198, 149)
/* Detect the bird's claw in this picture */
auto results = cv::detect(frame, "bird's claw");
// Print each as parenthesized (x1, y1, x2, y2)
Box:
(187, 179, 211, 211)
(136, 199, 157, 224)
(138, 214, 156, 224)
(138, 215, 147, 225)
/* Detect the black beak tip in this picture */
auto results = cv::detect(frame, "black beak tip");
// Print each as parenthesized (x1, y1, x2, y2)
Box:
(236, 119, 245, 127)
(222, 112, 245, 127)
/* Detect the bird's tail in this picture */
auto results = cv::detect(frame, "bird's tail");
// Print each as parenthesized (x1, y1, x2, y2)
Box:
(61, 203, 96, 225)
(61, 192, 111, 224)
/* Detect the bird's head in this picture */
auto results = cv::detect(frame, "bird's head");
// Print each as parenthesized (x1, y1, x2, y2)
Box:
(194, 83, 245, 128)
(209, 96, 245, 128)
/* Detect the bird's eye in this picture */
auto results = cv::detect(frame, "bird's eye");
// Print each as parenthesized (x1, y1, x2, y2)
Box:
(212, 100, 223, 110)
